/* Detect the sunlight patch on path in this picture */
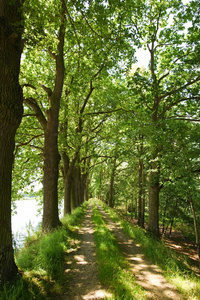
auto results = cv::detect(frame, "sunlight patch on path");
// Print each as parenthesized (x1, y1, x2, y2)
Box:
(83, 289, 112, 300)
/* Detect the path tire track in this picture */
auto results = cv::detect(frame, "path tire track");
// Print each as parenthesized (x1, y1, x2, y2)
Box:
(97, 204, 183, 300)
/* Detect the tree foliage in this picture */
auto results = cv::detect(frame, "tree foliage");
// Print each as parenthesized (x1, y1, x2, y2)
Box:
(6, 0, 200, 275)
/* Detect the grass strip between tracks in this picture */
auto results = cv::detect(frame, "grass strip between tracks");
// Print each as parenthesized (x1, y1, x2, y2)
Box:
(99, 200, 200, 300)
(92, 202, 147, 300)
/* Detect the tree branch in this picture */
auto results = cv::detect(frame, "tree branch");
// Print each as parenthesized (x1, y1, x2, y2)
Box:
(15, 134, 44, 156)
(48, 48, 56, 60)
(23, 113, 37, 118)
(39, 84, 53, 97)
(84, 108, 122, 116)
(24, 97, 47, 130)
(159, 76, 200, 101)
(167, 116, 200, 122)
(22, 83, 36, 90)
(158, 96, 200, 119)
(80, 81, 95, 115)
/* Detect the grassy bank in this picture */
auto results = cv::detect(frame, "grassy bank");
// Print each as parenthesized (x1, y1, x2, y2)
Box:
(0, 202, 88, 300)
(99, 200, 200, 300)
(92, 202, 147, 299)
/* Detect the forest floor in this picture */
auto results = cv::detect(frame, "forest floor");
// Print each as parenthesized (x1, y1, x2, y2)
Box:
(54, 203, 198, 299)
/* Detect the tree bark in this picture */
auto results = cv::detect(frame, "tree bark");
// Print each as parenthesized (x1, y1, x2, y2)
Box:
(148, 160, 160, 237)
(71, 171, 78, 211)
(42, 114, 62, 230)
(62, 151, 71, 215)
(0, 0, 23, 282)
(64, 176, 72, 215)
(138, 158, 145, 228)
(188, 190, 200, 258)
(62, 151, 79, 215)
(42, 8, 65, 231)
(109, 158, 116, 208)
(84, 174, 90, 202)
(82, 172, 89, 203)
(162, 198, 168, 234)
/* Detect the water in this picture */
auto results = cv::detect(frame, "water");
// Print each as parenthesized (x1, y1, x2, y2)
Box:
(12, 199, 64, 249)
(12, 199, 42, 249)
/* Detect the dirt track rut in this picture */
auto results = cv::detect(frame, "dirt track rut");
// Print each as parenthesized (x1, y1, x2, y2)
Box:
(60, 203, 183, 299)
(97, 205, 183, 300)
(61, 203, 112, 300)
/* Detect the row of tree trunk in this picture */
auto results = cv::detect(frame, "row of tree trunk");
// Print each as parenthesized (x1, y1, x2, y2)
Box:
(0, 0, 91, 283)
(62, 151, 90, 214)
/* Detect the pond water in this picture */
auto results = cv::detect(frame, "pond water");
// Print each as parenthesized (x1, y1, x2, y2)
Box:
(12, 199, 63, 249)
(12, 199, 42, 249)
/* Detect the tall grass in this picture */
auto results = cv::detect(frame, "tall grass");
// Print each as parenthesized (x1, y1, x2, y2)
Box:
(100, 201, 200, 300)
(92, 203, 147, 300)
(0, 202, 88, 300)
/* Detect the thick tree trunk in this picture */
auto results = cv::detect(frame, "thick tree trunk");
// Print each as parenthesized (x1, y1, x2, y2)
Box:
(0, 129, 20, 284)
(42, 10, 65, 231)
(0, 0, 23, 282)
(62, 152, 79, 215)
(42, 117, 61, 230)
(148, 160, 160, 237)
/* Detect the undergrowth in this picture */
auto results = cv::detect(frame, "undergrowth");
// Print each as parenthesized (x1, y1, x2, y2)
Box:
(99, 200, 200, 300)
(0, 202, 88, 300)
(92, 202, 147, 300)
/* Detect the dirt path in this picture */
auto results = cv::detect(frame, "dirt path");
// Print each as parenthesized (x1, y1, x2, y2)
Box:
(97, 205, 183, 300)
(61, 203, 112, 300)
(60, 203, 183, 299)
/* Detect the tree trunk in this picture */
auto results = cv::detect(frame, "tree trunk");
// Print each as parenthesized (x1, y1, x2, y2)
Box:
(62, 152, 71, 215)
(162, 198, 168, 234)
(71, 174, 78, 211)
(42, 116, 61, 230)
(83, 173, 88, 204)
(0, 0, 23, 282)
(109, 158, 116, 208)
(42, 11, 65, 231)
(64, 176, 72, 215)
(76, 166, 82, 206)
(138, 158, 145, 228)
(148, 160, 160, 237)
(73, 166, 80, 208)
(141, 166, 146, 226)
(84, 175, 89, 202)
(135, 194, 138, 219)
(62, 151, 79, 215)
(188, 190, 200, 258)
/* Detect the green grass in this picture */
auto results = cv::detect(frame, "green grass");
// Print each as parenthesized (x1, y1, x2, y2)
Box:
(99, 200, 200, 300)
(0, 202, 89, 300)
(92, 202, 147, 300)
